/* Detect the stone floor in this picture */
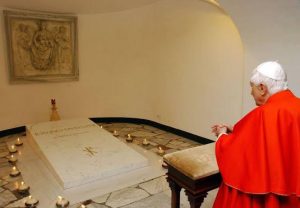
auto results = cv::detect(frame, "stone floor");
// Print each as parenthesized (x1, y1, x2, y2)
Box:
(0, 122, 217, 208)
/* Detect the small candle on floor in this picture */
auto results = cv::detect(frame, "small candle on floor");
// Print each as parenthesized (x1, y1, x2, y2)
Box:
(18, 181, 30, 192)
(15, 137, 23, 146)
(56, 195, 69, 208)
(10, 166, 20, 177)
(8, 154, 17, 163)
(25, 195, 39, 207)
(113, 130, 119, 136)
(9, 145, 17, 153)
(162, 161, 168, 168)
(126, 134, 133, 142)
(142, 138, 149, 145)
(157, 146, 165, 155)
(80, 205, 86, 208)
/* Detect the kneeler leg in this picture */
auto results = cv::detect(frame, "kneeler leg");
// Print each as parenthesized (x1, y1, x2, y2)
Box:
(185, 190, 208, 208)
(167, 177, 182, 208)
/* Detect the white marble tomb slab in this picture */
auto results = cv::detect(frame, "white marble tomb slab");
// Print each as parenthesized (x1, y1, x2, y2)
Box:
(26, 118, 148, 189)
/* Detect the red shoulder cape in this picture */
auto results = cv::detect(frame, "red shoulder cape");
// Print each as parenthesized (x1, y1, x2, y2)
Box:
(216, 90, 300, 195)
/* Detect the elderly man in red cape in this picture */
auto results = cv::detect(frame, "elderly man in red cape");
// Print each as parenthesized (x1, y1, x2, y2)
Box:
(212, 61, 300, 208)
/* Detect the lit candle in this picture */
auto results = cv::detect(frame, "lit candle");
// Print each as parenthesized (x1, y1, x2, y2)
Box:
(18, 181, 30, 192)
(25, 195, 39, 207)
(157, 146, 165, 155)
(113, 130, 119, 136)
(8, 154, 17, 163)
(126, 134, 133, 142)
(15, 137, 23, 146)
(80, 205, 86, 208)
(56, 195, 69, 208)
(100, 125, 103, 129)
(9, 145, 17, 153)
(10, 166, 20, 177)
(162, 161, 168, 168)
(142, 138, 149, 145)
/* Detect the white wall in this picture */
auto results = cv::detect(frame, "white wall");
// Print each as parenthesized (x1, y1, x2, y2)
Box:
(218, 0, 300, 114)
(0, 5, 157, 130)
(151, 0, 244, 139)
(0, 0, 244, 141)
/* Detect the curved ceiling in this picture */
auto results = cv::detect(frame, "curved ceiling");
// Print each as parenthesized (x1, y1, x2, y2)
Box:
(0, 0, 162, 14)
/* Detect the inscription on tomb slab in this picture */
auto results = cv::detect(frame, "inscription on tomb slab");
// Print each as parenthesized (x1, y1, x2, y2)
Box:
(26, 119, 148, 189)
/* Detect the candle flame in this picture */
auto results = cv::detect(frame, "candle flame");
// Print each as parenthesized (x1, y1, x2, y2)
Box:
(21, 181, 24, 185)
(143, 138, 149, 145)
(28, 195, 32, 199)
(159, 147, 162, 150)
(17, 138, 20, 142)
(128, 134, 131, 138)
(12, 166, 16, 171)
(11, 155, 14, 158)
(81, 205, 86, 208)
(11, 145, 15, 149)
(58, 195, 62, 202)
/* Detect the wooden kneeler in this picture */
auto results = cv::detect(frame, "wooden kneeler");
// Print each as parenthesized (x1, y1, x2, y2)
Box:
(163, 143, 221, 208)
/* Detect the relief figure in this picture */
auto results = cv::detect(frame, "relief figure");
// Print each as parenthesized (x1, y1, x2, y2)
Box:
(54, 26, 71, 66)
(30, 21, 55, 70)
(16, 23, 31, 68)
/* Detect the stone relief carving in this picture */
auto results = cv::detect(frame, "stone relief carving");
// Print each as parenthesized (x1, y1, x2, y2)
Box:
(4, 10, 78, 83)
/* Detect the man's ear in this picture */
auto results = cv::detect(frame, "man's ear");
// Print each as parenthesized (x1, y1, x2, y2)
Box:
(259, 84, 268, 95)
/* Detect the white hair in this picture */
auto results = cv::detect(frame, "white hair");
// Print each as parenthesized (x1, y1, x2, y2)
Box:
(250, 70, 288, 95)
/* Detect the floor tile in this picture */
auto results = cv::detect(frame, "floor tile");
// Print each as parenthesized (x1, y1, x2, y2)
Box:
(120, 192, 170, 208)
(92, 193, 110, 204)
(138, 176, 169, 195)
(106, 187, 149, 208)
(0, 190, 17, 207)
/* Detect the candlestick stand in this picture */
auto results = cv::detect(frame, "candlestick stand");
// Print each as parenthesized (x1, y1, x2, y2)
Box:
(50, 99, 61, 121)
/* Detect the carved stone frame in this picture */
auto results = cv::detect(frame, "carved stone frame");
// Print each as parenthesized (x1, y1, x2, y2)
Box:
(4, 10, 79, 83)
